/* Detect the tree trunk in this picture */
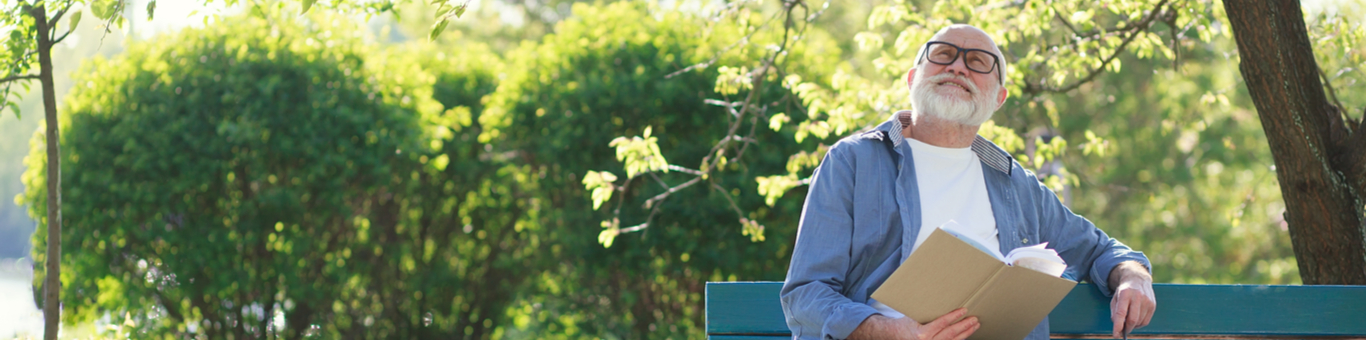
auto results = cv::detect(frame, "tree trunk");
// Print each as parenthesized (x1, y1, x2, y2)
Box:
(30, 3, 64, 339)
(1223, 0, 1366, 284)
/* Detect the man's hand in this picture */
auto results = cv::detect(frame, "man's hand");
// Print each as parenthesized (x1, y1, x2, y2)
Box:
(849, 308, 979, 340)
(1108, 261, 1156, 338)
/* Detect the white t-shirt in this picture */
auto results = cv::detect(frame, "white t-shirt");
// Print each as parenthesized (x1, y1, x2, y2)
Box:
(869, 137, 999, 319)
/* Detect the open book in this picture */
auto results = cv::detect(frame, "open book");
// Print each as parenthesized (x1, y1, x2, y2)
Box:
(939, 222, 1068, 278)
(871, 227, 1077, 340)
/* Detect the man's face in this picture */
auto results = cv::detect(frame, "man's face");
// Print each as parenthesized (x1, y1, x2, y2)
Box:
(907, 25, 1007, 126)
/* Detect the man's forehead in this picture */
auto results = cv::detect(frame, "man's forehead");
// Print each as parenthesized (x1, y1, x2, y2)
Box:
(930, 25, 997, 50)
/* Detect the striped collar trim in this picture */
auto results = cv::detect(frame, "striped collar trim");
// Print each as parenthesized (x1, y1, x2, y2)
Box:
(879, 111, 1013, 175)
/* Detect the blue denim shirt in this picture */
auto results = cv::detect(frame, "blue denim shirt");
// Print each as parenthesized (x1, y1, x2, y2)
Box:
(780, 112, 1150, 340)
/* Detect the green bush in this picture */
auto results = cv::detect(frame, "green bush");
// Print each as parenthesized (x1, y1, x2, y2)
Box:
(22, 2, 846, 338)
(21, 12, 443, 338)
(479, 2, 839, 337)
(369, 42, 531, 339)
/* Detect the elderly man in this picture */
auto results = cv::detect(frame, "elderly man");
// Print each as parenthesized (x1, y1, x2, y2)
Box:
(780, 24, 1156, 340)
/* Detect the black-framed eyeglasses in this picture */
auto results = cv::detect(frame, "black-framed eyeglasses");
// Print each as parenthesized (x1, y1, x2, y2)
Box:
(917, 41, 1003, 84)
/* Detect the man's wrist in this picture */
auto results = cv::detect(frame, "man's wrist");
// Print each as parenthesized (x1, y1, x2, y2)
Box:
(849, 314, 908, 340)
(849, 314, 888, 340)
(1108, 260, 1151, 289)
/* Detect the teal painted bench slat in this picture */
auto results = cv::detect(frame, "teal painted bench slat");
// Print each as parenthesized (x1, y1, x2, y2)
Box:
(706, 281, 1366, 339)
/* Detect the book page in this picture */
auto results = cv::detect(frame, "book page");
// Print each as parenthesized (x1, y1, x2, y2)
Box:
(939, 222, 1006, 260)
(1004, 243, 1067, 277)
(941, 222, 1067, 277)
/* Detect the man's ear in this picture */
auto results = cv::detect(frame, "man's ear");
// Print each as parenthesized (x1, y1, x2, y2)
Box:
(906, 67, 918, 91)
(995, 82, 1009, 108)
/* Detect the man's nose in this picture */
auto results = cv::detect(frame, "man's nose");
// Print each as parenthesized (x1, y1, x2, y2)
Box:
(943, 54, 971, 77)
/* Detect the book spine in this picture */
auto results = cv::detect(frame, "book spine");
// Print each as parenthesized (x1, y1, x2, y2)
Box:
(958, 264, 1006, 310)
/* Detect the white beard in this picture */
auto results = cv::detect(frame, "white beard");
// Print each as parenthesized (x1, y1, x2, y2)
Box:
(909, 72, 999, 126)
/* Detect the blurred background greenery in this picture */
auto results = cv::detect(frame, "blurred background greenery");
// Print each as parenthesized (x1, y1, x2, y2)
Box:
(1, 0, 1363, 338)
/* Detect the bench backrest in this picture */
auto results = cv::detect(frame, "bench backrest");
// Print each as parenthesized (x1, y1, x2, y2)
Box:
(706, 282, 1366, 339)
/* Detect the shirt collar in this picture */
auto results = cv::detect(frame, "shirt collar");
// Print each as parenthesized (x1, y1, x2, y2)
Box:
(875, 111, 1014, 175)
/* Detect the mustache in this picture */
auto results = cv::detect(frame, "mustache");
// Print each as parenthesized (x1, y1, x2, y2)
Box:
(924, 73, 981, 94)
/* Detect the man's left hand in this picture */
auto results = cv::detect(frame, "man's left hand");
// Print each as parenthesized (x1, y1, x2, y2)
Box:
(1108, 261, 1155, 338)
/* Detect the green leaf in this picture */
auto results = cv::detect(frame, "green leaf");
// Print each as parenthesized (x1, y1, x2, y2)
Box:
(582, 171, 618, 210)
(454, 2, 468, 17)
(1070, 11, 1093, 27)
(740, 218, 765, 242)
(91, 0, 113, 20)
(103, 0, 121, 21)
(598, 219, 620, 248)
(435, 4, 453, 18)
(755, 174, 801, 206)
(69, 10, 83, 31)
(143, 1, 153, 21)
(428, 18, 449, 41)
(768, 113, 789, 131)
(301, 0, 315, 14)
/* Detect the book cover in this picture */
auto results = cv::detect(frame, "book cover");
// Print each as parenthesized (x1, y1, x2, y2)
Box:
(870, 228, 1077, 340)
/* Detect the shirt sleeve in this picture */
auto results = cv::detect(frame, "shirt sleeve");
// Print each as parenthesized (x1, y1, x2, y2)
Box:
(1024, 168, 1152, 297)
(780, 141, 881, 340)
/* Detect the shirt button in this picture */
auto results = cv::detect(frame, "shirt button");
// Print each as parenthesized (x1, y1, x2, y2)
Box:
(1022, 238, 1029, 244)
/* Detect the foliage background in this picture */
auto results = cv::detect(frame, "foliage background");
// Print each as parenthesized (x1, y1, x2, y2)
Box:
(3, 0, 1364, 338)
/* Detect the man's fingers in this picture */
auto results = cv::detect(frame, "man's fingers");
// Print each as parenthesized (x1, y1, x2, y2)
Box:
(941, 316, 979, 340)
(1136, 296, 1147, 327)
(1125, 296, 1144, 335)
(1137, 301, 1151, 329)
(926, 308, 967, 332)
(1139, 295, 1156, 328)
(1111, 270, 1158, 337)
(1111, 293, 1128, 338)
(951, 325, 979, 340)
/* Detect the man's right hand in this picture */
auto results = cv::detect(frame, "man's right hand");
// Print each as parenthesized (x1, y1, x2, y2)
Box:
(850, 308, 980, 340)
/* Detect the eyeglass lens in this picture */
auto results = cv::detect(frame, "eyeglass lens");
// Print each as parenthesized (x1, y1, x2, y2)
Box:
(925, 42, 996, 75)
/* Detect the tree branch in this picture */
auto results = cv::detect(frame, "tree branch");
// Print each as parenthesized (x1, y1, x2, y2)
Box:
(710, 181, 746, 218)
(46, 8, 65, 29)
(618, 222, 649, 234)
(0, 73, 40, 84)
(643, 176, 702, 209)
(647, 171, 672, 191)
(620, 176, 681, 236)
(607, 1, 823, 240)
(1021, 0, 1173, 95)
(1318, 67, 1346, 115)
(51, 28, 73, 45)
(666, 165, 704, 176)
(98, 0, 129, 36)
(1167, 11, 1181, 70)
(664, 8, 783, 79)
(1050, 4, 1081, 37)
(731, 113, 761, 162)
(697, 3, 803, 174)
(609, 175, 636, 217)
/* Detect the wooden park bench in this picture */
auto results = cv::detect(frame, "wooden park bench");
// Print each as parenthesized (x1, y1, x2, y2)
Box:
(706, 281, 1366, 339)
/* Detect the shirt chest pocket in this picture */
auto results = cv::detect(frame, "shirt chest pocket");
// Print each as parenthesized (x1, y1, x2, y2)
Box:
(993, 190, 1038, 250)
